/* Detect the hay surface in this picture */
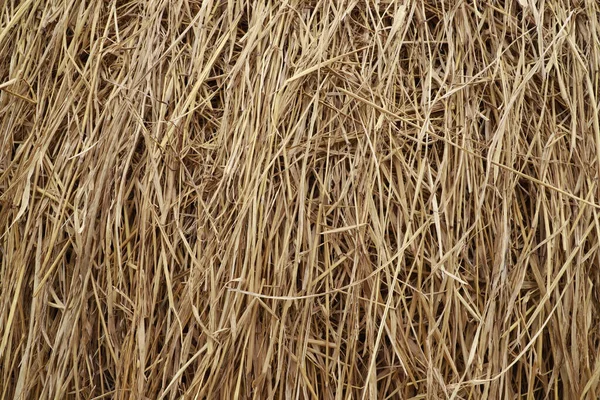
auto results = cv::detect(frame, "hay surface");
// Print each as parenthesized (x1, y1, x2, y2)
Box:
(1, 1, 600, 399)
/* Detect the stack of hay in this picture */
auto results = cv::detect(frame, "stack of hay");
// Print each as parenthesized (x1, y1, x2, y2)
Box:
(1, 1, 599, 398)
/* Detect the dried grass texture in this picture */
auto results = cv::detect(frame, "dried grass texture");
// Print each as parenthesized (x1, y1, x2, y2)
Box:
(1, 0, 600, 399)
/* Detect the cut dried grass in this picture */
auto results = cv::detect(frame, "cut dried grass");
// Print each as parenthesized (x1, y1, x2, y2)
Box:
(1, 0, 600, 399)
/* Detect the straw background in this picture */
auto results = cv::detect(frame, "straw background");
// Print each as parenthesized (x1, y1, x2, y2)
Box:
(1, 0, 600, 399)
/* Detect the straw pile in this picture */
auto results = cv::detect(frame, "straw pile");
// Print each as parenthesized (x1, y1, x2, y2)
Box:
(1, 0, 600, 399)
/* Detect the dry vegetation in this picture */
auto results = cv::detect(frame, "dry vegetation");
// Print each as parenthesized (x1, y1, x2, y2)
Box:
(1, 0, 600, 399)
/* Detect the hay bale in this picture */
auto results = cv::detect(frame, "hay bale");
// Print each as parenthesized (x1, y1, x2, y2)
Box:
(1, 1, 599, 398)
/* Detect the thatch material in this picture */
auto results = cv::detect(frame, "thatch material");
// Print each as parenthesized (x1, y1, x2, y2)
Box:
(1, 0, 600, 398)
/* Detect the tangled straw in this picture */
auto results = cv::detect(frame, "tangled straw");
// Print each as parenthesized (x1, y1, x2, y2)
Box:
(1, 1, 600, 399)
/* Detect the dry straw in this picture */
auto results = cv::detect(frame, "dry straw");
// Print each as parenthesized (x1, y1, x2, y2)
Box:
(1, 0, 600, 399)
